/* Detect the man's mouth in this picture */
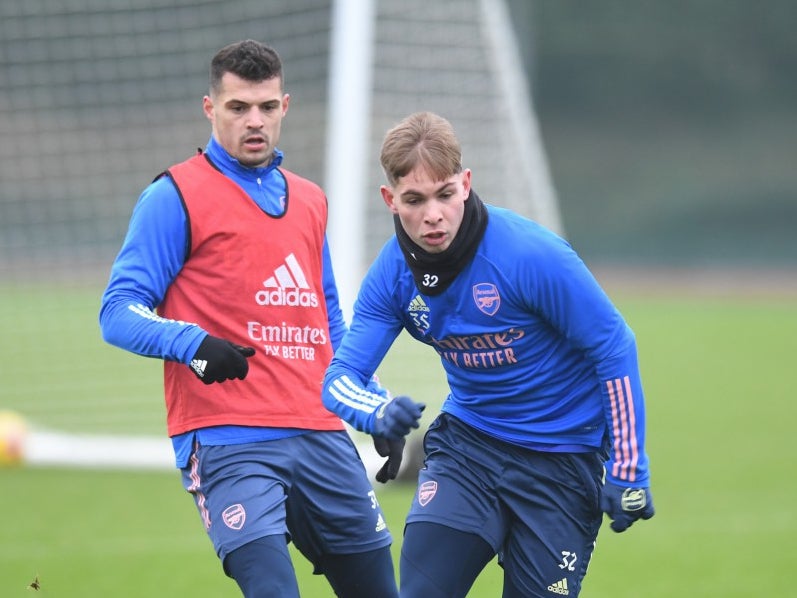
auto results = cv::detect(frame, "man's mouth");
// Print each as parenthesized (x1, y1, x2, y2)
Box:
(244, 137, 266, 149)
(422, 231, 447, 246)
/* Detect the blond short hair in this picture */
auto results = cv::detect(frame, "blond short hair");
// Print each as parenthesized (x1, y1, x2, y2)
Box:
(380, 112, 462, 186)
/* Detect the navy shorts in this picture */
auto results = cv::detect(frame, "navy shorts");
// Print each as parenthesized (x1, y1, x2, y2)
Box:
(180, 430, 393, 568)
(406, 413, 603, 596)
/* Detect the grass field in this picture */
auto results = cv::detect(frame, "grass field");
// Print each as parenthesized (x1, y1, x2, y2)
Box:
(1, 278, 796, 596)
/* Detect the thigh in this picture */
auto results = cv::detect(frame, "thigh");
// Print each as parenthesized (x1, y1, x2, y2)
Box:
(180, 441, 292, 563)
(321, 546, 398, 598)
(405, 414, 507, 551)
(224, 535, 301, 598)
(286, 431, 394, 571)
(501, 452, 603, 597)
(401, 522, 494, 598)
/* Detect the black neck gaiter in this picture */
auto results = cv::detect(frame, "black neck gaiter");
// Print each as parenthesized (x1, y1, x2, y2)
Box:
(394, 190, 488, 296)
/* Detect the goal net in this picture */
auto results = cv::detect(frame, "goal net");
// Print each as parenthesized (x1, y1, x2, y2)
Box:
(1, 0, 559, 281)
(0, 0, 559, 443)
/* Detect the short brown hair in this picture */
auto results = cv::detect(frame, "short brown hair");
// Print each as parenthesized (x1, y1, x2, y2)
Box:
(380, 112, 462, 186)
(210, 39, 283, 95)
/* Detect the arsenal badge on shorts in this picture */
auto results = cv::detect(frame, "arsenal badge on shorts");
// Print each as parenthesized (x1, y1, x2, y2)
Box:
(222, 503, 246, 530)
(418, 480, 438, 507)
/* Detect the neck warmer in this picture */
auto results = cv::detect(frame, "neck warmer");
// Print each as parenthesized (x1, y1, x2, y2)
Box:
(394, 190, 488, 296)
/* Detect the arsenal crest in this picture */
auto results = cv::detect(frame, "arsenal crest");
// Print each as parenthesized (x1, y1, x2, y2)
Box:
(418, 480, 438, 507)
(472, 283, 500, 316)
(222, 503, 246, 530)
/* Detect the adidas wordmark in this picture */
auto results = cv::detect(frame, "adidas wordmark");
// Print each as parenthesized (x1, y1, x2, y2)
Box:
(255, 254, 319, 307)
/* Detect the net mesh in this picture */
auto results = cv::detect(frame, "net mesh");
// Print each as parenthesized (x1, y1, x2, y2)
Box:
(367, 0, 560, 262)
(1, 0, 336, 280)
(1, 0, 558, 434)
(1, 0, 558, 280)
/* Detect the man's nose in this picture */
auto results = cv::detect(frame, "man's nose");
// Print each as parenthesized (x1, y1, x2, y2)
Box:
(424, 200, 444, 223)
(246, 107, 264, 128)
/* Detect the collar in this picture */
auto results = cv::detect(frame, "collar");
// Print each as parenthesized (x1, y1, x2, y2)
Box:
(205, 136, 284, 180)
(394, 190, 488, 296)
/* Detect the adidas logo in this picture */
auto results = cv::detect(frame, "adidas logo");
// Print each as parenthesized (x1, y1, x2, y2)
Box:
(255, 253, 319, 307)
(190, 359, 207, 378)
(375, 513, 387, 532)
(547, 578, 569, 595)
(408, 294, 431, 332)
(408, 294, 429, 312)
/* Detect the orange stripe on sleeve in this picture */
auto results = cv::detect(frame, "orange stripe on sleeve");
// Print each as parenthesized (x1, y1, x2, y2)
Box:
(606, 379, 624, 479)
(607, 376, 639, 482)
(623, 376, 639, 482)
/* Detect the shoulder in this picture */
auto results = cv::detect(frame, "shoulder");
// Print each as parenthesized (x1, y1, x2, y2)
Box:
(136, 174, 182, 213)
(368, 236, 407, 278)
(165, 152, 213, 180)
(356, 242, 416, 323)
(362, 237, 413, 296)
(483, 204, 571, 258)
(279, 167, 325, 197)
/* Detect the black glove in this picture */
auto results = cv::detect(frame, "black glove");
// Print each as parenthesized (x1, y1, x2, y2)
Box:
(373, 436, 406, 483)
(189, 335, 256, 384)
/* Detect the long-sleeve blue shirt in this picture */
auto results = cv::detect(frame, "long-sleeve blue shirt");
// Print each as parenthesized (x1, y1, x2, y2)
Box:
(99, 137, 348, 466)
(322, 204, 650, 486)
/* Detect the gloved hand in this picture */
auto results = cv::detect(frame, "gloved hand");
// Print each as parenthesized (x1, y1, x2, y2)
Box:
(373, 436, 405, 483)
(373, 395, 425, 439)
(600, 483, 655, 532)
(189, 335, 256, 384)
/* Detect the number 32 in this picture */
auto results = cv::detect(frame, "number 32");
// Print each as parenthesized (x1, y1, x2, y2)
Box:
(423, 274, 439, 288)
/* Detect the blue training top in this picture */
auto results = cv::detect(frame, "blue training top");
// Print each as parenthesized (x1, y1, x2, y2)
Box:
(322, 204, 650, 486)
(99, 137, 349, 467)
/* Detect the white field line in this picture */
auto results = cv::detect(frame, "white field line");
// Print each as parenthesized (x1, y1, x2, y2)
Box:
(25, 429, 175, 470)
(21, 426, 412, 482)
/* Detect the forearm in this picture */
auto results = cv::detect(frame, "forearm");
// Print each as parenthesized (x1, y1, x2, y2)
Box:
(600, 349, 650, 486)
(99, 177, 204, 363)
(323, 365, 389, 434)
(99, 294, 206, 363)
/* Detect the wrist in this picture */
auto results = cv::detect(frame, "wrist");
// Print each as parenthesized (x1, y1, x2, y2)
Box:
(180, 328, 209, 365)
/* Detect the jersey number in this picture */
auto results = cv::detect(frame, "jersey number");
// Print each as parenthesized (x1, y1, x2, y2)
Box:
(423, 274, 439, 288)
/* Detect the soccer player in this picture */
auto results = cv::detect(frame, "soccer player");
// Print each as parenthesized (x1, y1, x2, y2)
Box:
(321, 111, 655, 597)
(99, 40, 406, 598)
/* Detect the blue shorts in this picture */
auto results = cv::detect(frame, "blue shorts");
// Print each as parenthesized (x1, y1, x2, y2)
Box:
(180, 430, 393, 568)
(406, 413, 603, 595)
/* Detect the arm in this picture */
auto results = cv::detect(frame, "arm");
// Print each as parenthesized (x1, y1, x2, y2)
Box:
(322, 262, 424, 437)
(528, 234, 650, 486)
(321, 235, 348, 351)
(322, 236, 392, 398)
(99, 177, 207, 363)
(528, 233, 653, 530)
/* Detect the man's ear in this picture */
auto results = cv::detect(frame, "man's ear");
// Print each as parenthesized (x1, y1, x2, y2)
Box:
(202, 95, 214, 122)
(462, 168, 472, 197)
(381, 185, 399, 214)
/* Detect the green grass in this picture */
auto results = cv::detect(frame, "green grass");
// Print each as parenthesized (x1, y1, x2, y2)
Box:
(2, 282, 796, 596)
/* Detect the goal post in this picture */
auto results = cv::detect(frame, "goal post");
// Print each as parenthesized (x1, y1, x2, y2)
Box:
(325, 0, 562, 319)
(324, 0, 377, 322)
(0, 0, 562, 447)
